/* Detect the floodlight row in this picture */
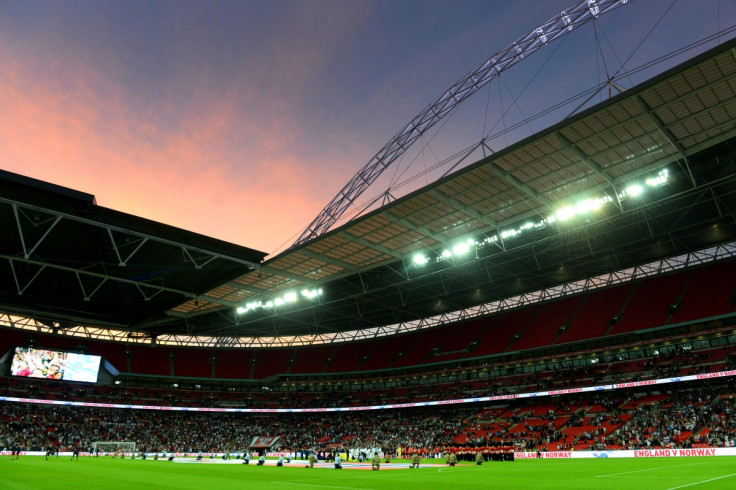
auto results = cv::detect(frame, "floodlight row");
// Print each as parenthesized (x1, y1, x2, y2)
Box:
(413, 168, 670, 266)
(236, 288, 323, 315)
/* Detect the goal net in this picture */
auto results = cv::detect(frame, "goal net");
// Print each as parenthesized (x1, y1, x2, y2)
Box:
(92, 441, 136, 458)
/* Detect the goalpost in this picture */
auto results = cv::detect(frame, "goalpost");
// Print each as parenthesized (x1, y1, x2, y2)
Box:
(92, 441, 137, 458)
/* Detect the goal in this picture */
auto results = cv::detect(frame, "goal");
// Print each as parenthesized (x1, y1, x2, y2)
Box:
(92, 441, 137, 458)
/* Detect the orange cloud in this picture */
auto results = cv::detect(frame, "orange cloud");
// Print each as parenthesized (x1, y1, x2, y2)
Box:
(0, 31, 353, 256)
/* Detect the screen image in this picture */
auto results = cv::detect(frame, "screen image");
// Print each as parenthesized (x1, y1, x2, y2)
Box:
(10, 347, 101, 383)
(64, 352, 102, 383)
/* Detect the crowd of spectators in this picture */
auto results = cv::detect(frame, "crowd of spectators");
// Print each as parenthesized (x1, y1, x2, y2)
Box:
(2, 378, 735, 456)
(1, 341, 734, 456)
(2, 344, 731, 413)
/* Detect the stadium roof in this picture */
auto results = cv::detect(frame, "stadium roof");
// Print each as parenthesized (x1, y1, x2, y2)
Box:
(0, 170, 266, 331)
(2, 38, 736, 346)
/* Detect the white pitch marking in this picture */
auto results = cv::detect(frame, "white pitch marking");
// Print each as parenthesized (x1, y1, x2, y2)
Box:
(595, 462, 707, 478)
(271, 482, 375, 490)
(666, 472, 736, 490)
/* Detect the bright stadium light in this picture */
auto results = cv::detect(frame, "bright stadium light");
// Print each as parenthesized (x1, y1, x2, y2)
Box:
(646, 168, 669, 187)
(301, 288, 323, 299)
(452, 243, 470, 256)
(626, 184, 644, 197)
(575, 198, 599, 213)
(236, 288, 325, 315)
(403, 168, 672, 273)
(555, 206, 576, 221)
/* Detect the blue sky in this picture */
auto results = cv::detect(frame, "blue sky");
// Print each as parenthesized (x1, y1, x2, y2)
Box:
(0, 0, 732, 255)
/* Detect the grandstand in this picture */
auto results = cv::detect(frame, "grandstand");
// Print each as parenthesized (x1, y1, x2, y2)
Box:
(2, 2, 736, 475)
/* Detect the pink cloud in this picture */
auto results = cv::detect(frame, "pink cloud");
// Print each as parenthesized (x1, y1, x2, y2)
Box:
(0, 38, 340, 256)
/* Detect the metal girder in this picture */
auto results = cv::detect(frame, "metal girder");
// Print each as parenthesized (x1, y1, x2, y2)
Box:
(632, 94, 693, 182)
(1, 253, 196, 301)
(12, 204, 62, 259)
(337, 230, 405, 260)
(1, 197, 260, 270)
(293, 0, 635, 247)
(299, 248, 358, 273)
(383, 210, 451, 247)
(107, 230, 149, 267)
(430, 189, 499, 229)
(6, 238, 735, 347)
(486, 162, 555, 210)
(554, 132, 616, 186)
(259, 265, 317, 285)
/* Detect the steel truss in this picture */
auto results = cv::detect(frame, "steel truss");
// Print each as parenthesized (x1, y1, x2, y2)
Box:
(3, 240, 733, 348)
(1, 197, 259, 305)
(293, 0, 635, 247)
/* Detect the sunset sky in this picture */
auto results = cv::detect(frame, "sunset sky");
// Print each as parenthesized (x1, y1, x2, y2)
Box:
(1, 0, 733, 256)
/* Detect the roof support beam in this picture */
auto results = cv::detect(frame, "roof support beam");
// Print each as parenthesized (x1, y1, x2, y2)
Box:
(1, 253, 196, 300)
(633, 94, 695, 185)
(0, 198, 261, 269)
(486, 162, 554, 210)
(181, 247, 219, 270)
(107, 230, 149, 267)
(554, 132, 616, 186)
(7, 260, 46, 296)
(259, 265, 317, 285)
(299, 248, 358, 273)
(383, 210, 451, 247)
(431, 189, 499, 229)
(338, 230, 405, 260)
(12, 204, 63, 259)
(75, 272, 109, 302)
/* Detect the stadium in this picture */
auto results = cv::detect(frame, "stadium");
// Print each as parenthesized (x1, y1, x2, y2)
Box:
(2, 1, 736, 488)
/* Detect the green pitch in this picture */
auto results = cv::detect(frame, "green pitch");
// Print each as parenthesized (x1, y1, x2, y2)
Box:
(3, 456, 735, 489)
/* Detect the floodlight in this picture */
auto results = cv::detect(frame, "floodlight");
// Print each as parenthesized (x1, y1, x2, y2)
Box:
(284, 292, 297, 303)
(646, 169, 669, 187)
(452, 243, 470, 255)
(575, 198, 601, 213)
(555, 206, 575, 221)
(413, 254, 429, 266)
(441, 250, 452, 259)
(626, 184, 644, 196)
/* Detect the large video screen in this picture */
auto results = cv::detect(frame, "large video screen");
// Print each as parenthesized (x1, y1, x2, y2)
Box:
(10, 347, 101, 383)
